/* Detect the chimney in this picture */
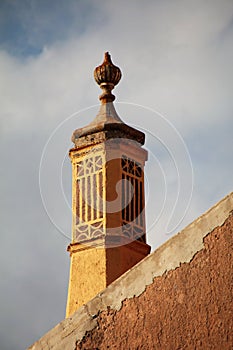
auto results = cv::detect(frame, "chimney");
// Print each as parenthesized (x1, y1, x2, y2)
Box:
(66, 53, 151, 317)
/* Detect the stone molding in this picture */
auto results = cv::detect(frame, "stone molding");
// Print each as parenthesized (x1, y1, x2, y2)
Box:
(67, 236, 151, 254)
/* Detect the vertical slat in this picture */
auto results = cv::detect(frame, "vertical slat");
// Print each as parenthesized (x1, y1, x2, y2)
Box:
(93, 173, 97, 220)
(140, 181, 143, 226)
(130, 176, 134, 222)
(96, 170, 100, 219)
(87, 175, 91, 221)
(122, 173, 125, 221)
(133, 177, 136, 223)
(142, 177, 145, 227)
(84, 174, 88, 222)
(99, 171, 103, 216)
(76, 179, 80, 224)
(79, 178, 82, 223)
(126, 174, 130, 222)
(135, 178, 139, 224)
(80, 177, 83, 222)
(90, 173, 94, 221)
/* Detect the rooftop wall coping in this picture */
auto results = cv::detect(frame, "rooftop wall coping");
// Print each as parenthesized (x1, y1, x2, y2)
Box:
(29, 191, 233, 350)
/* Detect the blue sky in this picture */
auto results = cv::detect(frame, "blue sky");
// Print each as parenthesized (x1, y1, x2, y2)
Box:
(0, 0, 102, 55)
(0, 1, 233, 349)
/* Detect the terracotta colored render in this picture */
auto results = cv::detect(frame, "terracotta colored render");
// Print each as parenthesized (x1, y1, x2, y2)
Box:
(75, 214, 233, 350)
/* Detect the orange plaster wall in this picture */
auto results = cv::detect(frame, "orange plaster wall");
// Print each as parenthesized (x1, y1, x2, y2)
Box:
(76, 214, 233, 350)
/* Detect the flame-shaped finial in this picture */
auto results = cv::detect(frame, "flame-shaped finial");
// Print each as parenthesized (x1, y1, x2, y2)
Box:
(94, 52, 122, 103)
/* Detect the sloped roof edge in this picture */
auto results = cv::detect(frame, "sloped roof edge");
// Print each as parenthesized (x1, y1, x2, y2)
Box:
(29, 192, 233, 350)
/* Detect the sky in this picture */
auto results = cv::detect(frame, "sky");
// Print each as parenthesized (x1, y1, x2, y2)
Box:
(0, 0, 233, 349)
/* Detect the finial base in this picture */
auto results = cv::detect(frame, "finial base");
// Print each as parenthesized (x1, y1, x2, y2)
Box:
(99, 83, 115, 103)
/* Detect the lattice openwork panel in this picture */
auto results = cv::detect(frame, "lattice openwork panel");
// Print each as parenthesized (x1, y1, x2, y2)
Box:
(121, 156, 145, 242)
(74, 220, 104, 242)
(75, 154, 104, 241)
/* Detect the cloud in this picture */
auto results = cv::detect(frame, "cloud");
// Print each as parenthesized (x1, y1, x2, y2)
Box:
(0, 1, 233, 349)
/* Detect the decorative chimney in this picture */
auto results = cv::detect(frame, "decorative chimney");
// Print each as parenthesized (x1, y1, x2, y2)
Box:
(66, 53, 151, 317)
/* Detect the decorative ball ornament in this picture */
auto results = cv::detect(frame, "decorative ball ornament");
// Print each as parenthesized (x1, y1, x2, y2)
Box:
(94, 52, 122, 103)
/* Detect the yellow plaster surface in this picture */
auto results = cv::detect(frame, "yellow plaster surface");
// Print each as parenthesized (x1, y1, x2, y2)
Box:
(66, 246, 107, 317)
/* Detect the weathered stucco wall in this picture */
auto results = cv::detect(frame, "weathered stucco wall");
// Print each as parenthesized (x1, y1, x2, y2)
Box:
(76, 213, 233, 349)
(29, 192, 233, 350)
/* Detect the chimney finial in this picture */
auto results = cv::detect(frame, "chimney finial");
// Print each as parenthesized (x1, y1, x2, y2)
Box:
(94, 52, 122, 103)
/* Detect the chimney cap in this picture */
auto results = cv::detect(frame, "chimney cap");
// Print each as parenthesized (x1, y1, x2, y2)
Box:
(71, 53, 145, 146)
